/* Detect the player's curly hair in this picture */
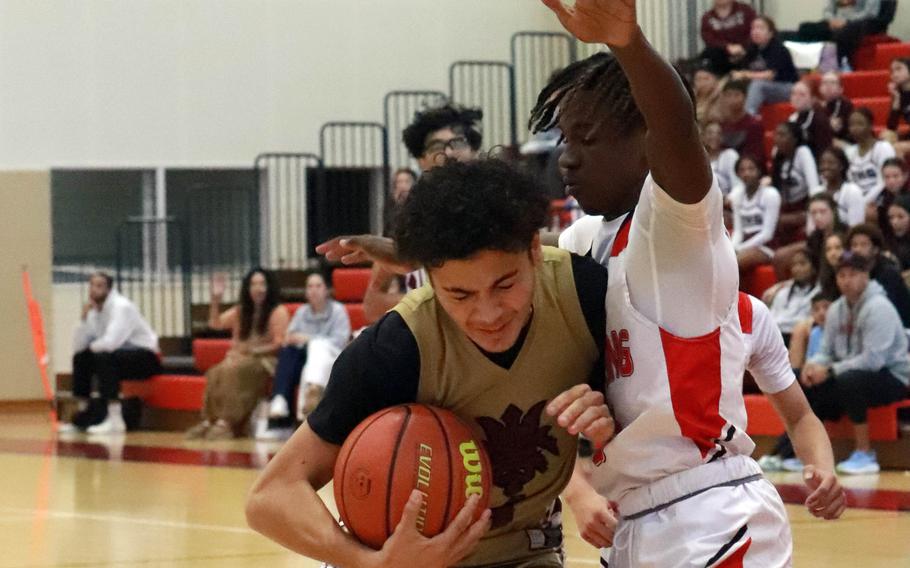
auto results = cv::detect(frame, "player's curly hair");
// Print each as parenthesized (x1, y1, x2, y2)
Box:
(394, 159, 549, 268)
(402, 104, 483, 159)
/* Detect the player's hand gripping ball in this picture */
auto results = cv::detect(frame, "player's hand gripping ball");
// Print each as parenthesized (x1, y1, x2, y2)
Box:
(333, 404, 492, 549)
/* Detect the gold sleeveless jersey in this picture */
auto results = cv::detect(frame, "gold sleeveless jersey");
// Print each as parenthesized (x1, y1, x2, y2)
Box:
(394, 247, 599, 567)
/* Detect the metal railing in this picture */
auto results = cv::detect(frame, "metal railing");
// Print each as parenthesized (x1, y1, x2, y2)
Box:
(510, 32, 576, 145)
(319, 122, 389, 242)
(255, 152, 323, 267)
(179, 182, 260, 306)
(449, 61, 517, 150)
(115, 216, 191, 338)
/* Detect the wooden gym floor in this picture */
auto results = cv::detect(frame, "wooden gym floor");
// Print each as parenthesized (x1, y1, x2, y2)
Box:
(1, 408, 908, 567)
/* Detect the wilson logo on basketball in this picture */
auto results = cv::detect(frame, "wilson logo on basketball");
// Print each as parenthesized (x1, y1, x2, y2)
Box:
(459, 440, 484, 497)
(415, 443, 433, 532)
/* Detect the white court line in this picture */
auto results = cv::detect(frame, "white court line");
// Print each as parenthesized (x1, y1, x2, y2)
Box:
(0, 506, 253, 534)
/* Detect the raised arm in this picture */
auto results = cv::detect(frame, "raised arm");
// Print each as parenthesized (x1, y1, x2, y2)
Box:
(542, 0, 712, 204)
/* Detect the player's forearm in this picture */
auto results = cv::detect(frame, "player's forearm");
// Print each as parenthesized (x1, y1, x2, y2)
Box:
(561, 458, 595, 505)
(246, 479, 374, 567)
(787, 411, 836, 472)
(612, 28, 711, 203)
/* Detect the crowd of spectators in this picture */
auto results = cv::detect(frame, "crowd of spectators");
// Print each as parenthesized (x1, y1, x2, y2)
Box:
(693, 0, 909, 474)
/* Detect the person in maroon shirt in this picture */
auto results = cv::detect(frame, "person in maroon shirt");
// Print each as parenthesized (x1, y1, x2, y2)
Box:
(789, 78, 834, 159)
(699, 0, 756, 75)
(721, 80, 766, 163)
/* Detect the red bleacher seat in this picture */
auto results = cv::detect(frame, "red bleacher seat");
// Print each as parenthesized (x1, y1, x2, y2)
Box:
(743, 264, 777, 299)
(871, 42, 910, 71)
(193, 338, 231, 373)
(333, 268, 371, 302)
(746, 394, 910, 442)
(841, 70, 890, 99)
(345, 303, 367, 330)
(824, 399, 910, 442)
(744, 394, 786, 436)
(853, 34, 900, 70)
(121, 374, 207, 411)
(760, 102, 794, 132)
(285, 302, 303, 317)
(852, 96, 892, 126)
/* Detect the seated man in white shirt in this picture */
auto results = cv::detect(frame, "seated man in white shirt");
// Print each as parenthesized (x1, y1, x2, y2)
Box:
(64, 272, 161, 434)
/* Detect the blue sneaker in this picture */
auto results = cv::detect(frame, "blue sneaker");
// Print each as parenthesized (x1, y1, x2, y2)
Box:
(836, 450, 880, 475)
(781, 457, 804, 472)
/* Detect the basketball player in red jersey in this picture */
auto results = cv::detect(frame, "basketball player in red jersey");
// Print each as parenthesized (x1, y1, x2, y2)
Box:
(538, 1, 843, 565)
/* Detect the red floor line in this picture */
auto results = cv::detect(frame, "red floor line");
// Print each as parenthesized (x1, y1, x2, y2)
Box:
(0, 438, 271, 469)
(0, 438, 908, 512)
(774, 483, 910, 512)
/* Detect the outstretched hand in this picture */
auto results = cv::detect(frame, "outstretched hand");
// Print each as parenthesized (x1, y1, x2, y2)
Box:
(541, 0, 638, 47)
(315, 235, 415, 275)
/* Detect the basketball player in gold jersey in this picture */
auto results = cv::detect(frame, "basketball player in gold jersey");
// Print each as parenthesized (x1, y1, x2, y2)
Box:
(247, 159, 614, 567)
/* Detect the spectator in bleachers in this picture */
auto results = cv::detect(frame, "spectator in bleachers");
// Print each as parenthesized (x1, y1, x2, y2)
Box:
(384, 167, 419, 236)
(61, 272, 161, 434)
(847, 107, 897, 204)
(807, 194, 850, 265)
(800, 251, 909, 475)
(731, 16, 799, 115)
(760, 290, 837, 472)
(258, 271, 351, 441)
(885, 58, 910, 158)
(793, 0, 884, 70)
(361, 104, 484, 325)
(765, 248, 820, 345)
(819, 72, 855, 144)
(699, 0, 756, 75)
(771, 122, 819, 246)
(186, 269, 290, 440)
(694, 65, 726, 124)
(847, 223, 910, 326)
(789, 292, 836, 378)
(811, 147, 866, 227)
(702, 120, 740, 195)
(731, 155, 781, 272)
(875, 157, 910, 239)
(721, 80, 766, 162)
(789, 78, 834, 158)
(886, 194, 910, 269)
(820, 232, 848, 298)
(391, 168, 417, 204)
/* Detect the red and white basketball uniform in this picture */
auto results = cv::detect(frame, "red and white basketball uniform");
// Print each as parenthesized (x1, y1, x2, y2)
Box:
(559, 175, 793, 567)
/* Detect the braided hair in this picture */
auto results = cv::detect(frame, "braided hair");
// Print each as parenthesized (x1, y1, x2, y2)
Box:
(528, 52, 645, 137)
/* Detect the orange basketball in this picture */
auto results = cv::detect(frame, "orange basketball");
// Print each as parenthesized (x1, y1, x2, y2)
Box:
(333, 404, 492, 550)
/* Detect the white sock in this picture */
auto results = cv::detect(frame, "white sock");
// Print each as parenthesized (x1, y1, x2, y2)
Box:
(107, 401, 123, 422)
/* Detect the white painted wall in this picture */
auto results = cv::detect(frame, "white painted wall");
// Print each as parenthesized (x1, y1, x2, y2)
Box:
(0, 0, 561, 169)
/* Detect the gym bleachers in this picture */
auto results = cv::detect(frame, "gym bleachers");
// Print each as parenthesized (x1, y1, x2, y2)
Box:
(62, 267, 372, 429)
(743, 37, 910, 301)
